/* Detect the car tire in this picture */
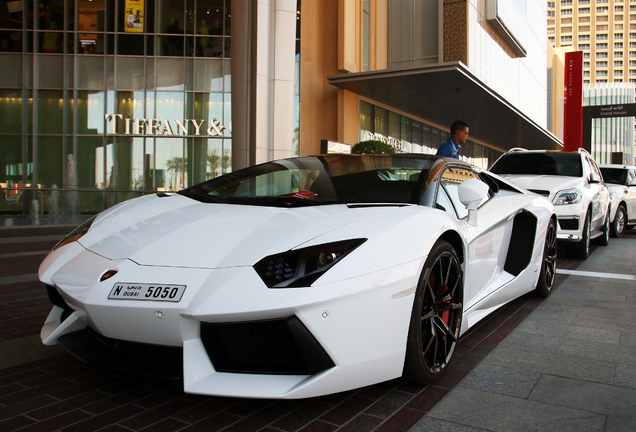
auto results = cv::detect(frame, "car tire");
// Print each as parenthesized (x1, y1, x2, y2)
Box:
(402, 240, 463, 384)
(570, 211, 591, 259)
(534, 218, 557, 298)
(594, 211, 610, 246)
(610, 205, 626, 238)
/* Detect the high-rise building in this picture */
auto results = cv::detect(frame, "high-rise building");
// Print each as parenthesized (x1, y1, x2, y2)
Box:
(547, 0, 636, 84)
(547, 0, 636, 164)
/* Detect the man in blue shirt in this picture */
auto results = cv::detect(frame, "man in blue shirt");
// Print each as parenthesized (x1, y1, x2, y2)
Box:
(436, 120, 469, 159)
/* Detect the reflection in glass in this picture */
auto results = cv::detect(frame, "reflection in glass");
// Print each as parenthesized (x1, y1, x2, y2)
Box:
(37, 136, 64, 189)
(157, 58, 185, 90)
(38, 90, 64, 134)
(77, 90, 105, 134)
(0, 30, 23, 52)
(155, 138, 186, 191)
(117, 57, 146, 89)
(38, 32, 63, 53)
(0, 90, 23, 133)
(75, 136, 104, 189)
(76, 56, 104, 89)
(155, 92, 185, 131)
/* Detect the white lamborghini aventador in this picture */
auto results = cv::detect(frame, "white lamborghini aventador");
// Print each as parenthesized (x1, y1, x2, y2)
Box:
(39, 154, 556, 399)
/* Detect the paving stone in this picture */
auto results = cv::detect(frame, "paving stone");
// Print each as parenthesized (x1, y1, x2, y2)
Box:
(459, 364, 540, 399)
(499, 332, 561, 353)
(555, 338, 636, 365)
(483, 346, 615, 384)
(514, 319, 621, 345)
(0, 335, 65, 369)
(606, 416, 636, 432)
(409, 417, 488, 432)
(529, 375, 636, 419)
(526, 310, 577, 325)
(427, 387, 605, 432)
(613, 363, 636, 390)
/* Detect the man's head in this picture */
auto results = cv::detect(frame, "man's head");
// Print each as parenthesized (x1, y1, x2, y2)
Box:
(450, 120, 469, 144)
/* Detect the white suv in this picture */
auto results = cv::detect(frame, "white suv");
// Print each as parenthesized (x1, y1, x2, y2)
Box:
(599, 164, 636, 237)
(490, 148, 610, 259)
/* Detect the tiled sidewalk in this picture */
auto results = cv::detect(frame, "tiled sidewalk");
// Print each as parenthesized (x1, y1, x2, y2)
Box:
(0, 228, 579, 432)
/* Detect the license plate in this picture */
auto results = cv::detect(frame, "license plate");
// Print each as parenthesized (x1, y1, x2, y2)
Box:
(108, 283, 186, 302)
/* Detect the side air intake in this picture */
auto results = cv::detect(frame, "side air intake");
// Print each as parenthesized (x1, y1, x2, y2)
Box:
(504, 210, 537, 276)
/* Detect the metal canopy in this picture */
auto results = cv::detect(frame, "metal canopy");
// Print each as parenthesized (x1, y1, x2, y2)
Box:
(328, 62, 562, 152)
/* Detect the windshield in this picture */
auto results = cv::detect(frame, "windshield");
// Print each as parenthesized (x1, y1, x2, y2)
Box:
(600, 167, 628, 185)
(490, 153, 582, 177)
(181, 155, 434, 206)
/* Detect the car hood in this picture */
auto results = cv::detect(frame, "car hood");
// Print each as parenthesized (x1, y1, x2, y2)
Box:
(75, 193, 393, 268)
(496, 174, 584, 194)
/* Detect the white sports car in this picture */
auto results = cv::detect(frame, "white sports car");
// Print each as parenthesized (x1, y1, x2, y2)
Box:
(40, 154, 556, 399)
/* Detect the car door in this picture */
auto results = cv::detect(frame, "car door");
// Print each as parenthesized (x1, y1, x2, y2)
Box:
(586, 156, 609, 232)
(434, 166, 514, 311)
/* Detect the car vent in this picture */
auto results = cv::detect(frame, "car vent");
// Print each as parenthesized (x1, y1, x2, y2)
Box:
(57, 327, 183, 380)
(200, 316, 335, 375)
(528, 189, 550, 198)
(45, 285, 74, 322)
(558, 219, 579, 231)
(504, 210, 537, 276)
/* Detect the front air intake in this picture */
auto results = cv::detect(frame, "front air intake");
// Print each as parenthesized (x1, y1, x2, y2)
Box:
(200, 316, 335, 375)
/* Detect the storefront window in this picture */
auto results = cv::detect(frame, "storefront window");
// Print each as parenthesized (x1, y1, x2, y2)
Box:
(1, 0, 236, 226)
(194, 58, 224, 91)
(155, 137, 186, 190)
(76, 90, 106, 134)
(0, 136, 24, 214)
(157, 58, 185, 90)
(0, 90, 23, 133)
(36, 135, 64, 188)
(37, 90, 64, 134)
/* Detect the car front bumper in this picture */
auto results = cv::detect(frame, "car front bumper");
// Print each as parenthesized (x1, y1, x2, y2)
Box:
(40, 243, 421, 399)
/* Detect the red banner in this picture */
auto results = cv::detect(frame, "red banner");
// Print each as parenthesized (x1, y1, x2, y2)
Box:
(563, 51, 583, 151)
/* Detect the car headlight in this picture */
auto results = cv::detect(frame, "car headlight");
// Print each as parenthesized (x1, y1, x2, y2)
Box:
(553, 189, 582, 205)
(254, 239, 367, 288)
(53, 216, 96, 251)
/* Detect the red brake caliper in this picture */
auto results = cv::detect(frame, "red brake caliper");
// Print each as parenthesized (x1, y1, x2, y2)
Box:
(440, 285, 450, 325)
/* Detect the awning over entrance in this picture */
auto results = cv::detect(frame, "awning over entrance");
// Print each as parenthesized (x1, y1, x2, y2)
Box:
(328, 62, 562, 152)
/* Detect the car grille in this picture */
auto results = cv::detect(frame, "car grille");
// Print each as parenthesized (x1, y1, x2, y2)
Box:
(56, 327, 183, 380)
(558, 218, 579, 231)
(200, 317, 335, 375)
(528, 189, 550, 198)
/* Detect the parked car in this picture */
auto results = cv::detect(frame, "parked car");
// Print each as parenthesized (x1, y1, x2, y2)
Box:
(599, 164, 636, 237)
(40, 154, 556, 399)
(490, 148, 610, 259)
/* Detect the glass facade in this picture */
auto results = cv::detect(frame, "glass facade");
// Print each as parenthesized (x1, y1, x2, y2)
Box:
(2, 0, 294, 227)
(359, 101, 502, 169)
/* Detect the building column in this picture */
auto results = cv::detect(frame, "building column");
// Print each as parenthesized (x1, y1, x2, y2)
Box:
(231, 0, 297, 169)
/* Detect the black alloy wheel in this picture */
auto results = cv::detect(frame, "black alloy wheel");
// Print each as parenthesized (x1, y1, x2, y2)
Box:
(535, 218, 557, 298)
(611, 205, 626, 238)
(403, 240, 463, 384)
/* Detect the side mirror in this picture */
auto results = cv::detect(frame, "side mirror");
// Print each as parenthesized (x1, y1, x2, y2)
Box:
(589, 173, 601, 184)
(458, 178, 490, 226)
